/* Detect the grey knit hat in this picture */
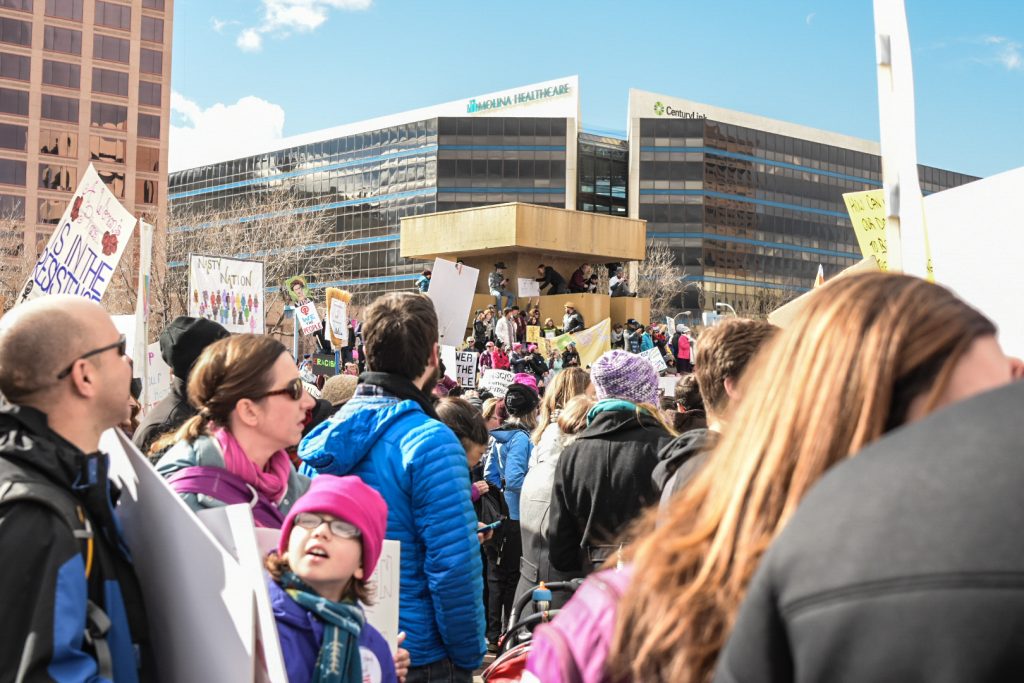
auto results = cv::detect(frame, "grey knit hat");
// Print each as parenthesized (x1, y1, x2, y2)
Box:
(590, 350, 659, 406)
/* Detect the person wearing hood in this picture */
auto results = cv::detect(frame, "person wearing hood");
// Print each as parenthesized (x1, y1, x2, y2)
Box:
(547, 351, 675, 575)
(135, 315, 230, 455)
(481, 382, 540, 647)
(299, 293, 486, 681)
(670, 324, 694, 373)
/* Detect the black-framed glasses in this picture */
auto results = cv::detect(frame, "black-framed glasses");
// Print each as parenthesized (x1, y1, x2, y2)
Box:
(257, 377, 304, 401)
(293, 512, 361, 539)
(56, 334, 127, 380)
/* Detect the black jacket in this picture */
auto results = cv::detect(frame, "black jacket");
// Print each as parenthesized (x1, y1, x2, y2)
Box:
(535, 266, 569, 294)
(651, 428, 715, 511)
(716, 381, 1024, 683)
(547, 407, 672, 574)
(0, 404, 152, 681)
(133, 376, 195, 455)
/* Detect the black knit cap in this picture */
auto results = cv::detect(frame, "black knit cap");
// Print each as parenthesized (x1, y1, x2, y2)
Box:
(504, 383, 540, 416)
(159, 316, 230, 380)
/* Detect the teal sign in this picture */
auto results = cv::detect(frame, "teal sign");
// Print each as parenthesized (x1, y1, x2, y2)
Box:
(467, 83, 572, 114)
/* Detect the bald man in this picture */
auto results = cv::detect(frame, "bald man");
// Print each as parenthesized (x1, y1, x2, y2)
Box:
(0, 295, 152, 682)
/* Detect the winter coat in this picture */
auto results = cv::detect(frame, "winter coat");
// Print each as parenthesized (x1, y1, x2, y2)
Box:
(669, 332, 692, 361)
(494, 317, 514, 349)
(155, 434, 309, 516)
(473, 320, 488, 346)
(483, 423, 533, 521)
(415, 274, 430, 293)
(488, 271, 506, 294)
(297, 388, 486, 671)
(517, 422, 584, 608)
(490, 348, 510, 370)
(651, 428, 714, 512)
(527, 353, 549, 379)
(561, 349, 581, 368)
(267, 578, 396, 683)
(716, 381, 1024, 683)
(563, 312, 585, 334)
(0, 404, 152, 681)
(133, 375, 195, 455)
(509, 351, 530, 375)
(548, 404, 673, 574)
(639, 333, 655, 352)
(536, 266, 569, 295)
(568, 267, 589, 293)
(624, 329, 642, 354)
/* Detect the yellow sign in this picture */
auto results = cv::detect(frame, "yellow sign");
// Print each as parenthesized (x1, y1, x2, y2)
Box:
(843, 189, 889, 272)
(569, 318, 611, 369)
(526, 325, 541, 344)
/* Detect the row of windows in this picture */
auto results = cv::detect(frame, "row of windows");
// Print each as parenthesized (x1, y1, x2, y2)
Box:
(436, 158, 567, 186)
(0, 0, 165, 36)
(437, 116, 567, 139)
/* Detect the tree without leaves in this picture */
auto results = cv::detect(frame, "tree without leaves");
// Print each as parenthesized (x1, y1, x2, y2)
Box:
(0, 209, 37, 313)
(636, 241, 686, 321)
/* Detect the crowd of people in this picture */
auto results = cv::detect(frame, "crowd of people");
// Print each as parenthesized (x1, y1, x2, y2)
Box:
(2, 271, 1023, 683)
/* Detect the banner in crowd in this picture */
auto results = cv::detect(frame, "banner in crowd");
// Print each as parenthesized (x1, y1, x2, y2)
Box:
(517, 278, 541, 298)
(188, 255, 265, 334)
(640, 347, 668, 372)
(17, 164, 137, 305)
(311, 353, 338, 376)
(456, 350, 478, 388)
(570, 318, 612, 369)
(480, 369, 515, 397)
(427, 258, 479, 346)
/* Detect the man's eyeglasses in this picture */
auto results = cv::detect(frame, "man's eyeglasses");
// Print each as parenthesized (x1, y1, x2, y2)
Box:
(257, 377, 304, 401)
(293, 512, 361, 539)
(56, 334, 127, 380)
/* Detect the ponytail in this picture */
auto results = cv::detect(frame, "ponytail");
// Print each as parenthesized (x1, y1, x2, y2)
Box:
(147, 414, 209, 459)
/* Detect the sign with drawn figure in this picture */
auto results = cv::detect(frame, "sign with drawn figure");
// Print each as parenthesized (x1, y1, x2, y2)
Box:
(456, 351, 479, 388)
(188, 255, 265, 334)
(427, 258, 480, 346)
(325, 287, 351, 346)
(517, 278, 541, 298)
(17, 164, 137, 305)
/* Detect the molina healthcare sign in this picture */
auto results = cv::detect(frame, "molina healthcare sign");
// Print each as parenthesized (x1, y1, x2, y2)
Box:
(17, 164, 136, 305)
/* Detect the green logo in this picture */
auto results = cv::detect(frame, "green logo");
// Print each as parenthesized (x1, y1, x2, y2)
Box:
(653, 101, 665, 116)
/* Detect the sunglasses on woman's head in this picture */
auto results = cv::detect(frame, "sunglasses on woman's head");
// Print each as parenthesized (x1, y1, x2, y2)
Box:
(293, 512, 361, 539)
(257, 377, 305, 401)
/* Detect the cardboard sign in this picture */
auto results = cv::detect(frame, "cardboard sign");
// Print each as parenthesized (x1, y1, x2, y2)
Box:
(843, 189, 889, 272)
(640, 347, 668, 373)
(456, 350, 479, 388)
(188, 255, 265, 334)
(427, 258, 480, 346)
(327, 295, 348, 345)
(311, 353, 338, 376)
(526, 326, 541, 344)
(16, 164, 136, 305)
(296, 301, 322, 336)
(480, 369, 515, 398)
(518, 278, 541, 298)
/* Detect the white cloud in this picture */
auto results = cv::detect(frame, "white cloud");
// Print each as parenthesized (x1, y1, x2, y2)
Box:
(805, 12, 815, 26)
(981, 35, 1022, 70)
(169, 92, 286, 172)
(236, 0, 372, 52)
(210, 17, 239, 34)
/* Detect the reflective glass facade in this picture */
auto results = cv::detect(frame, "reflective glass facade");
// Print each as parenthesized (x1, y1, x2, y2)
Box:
(577, 132, 627, 216)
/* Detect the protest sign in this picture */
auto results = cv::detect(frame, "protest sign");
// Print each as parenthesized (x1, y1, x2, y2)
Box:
(283, 275, 313, 304)
(17, 164, 136, 305)
(295, 301, 322, 336)
(526, 325, 541, 344)
(843, 189, 889, 272)
(145, 341, 171, 413)
(111, 315, 138, 367)
(363, 540, 401, 654)
(456, 350, 479, 388)
(550, 332, 574, 352)
(440, 344, 458, 384)
(518, 278, 541, 298)
(311, 353, 338, 376)
(188, 255, 265, 334)
(427, 258, 479, 346)
(133, 220, 153, 407)
(480, 369, 515, 397)
(570, 318, 612, 369)
(325, 287, 350, 347)
(658, 375, 679, 397)
(640, 347, 668, 373)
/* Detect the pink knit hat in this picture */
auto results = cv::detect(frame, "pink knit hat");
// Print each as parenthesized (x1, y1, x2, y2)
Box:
(278, 475, 388, 577)
(512, 372, 538, 392)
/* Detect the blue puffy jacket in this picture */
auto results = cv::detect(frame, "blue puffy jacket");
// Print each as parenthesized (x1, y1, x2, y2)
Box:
(483, 426, 533, 521)
(298, 393, 486, 671)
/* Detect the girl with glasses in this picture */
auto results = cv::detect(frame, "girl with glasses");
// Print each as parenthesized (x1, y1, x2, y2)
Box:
(153, 335, 316, 527)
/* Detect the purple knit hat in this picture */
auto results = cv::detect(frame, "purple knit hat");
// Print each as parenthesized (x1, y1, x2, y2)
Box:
(278, 475, 388, 577)
(590, 350, 659, 406)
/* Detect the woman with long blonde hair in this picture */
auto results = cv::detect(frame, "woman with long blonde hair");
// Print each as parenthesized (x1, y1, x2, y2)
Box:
(530, 367, 590, 445)
(607, 272, 1013, 682)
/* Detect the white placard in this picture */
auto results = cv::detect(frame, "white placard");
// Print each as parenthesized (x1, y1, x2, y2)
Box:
(188, 254, 265, 334)
(517, 278, 541, 298)
(440, 344, 458, 383)
(111, 314, 138, 366)
(456, 351, 479, 389)
(16, 164, 137, 305)
(363, 540, 402, 655)
(328, 298, 348, 341)
(480, 369, 515, 398)
(144, 341, 171, 414)
(295, 301, 322, 336)
(427, 258, 479, 346)
(658, 375, 679, 396)
(640, 348, 668, 372)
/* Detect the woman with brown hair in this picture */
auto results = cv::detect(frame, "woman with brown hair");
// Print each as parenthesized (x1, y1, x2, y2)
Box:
(603, 272, 1014, 682)
(154, 335, 315, 528)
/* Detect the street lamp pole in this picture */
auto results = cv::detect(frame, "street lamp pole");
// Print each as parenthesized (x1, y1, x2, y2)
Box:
(715, 302, 738, 317)
(283, 305, 298, 361)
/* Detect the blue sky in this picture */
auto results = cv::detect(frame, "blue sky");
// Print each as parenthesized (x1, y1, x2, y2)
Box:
(169, 0, 1023, 178)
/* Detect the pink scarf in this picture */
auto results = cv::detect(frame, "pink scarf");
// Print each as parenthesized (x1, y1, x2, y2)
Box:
(213, 428, 293, 504)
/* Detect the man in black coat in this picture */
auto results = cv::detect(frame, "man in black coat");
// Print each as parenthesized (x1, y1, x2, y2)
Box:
(133, 316, 229, 454)
(716, 380, 1024, 683)
(535, 264, 569, 295)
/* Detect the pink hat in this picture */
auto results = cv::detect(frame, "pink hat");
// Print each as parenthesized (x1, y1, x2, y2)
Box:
(278, 475, 388, 577)
(512, 373, 538, 392)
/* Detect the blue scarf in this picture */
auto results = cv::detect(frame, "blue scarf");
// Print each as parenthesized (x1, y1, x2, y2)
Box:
(281, 571, 365, 683)
(586, 398, 651, 425)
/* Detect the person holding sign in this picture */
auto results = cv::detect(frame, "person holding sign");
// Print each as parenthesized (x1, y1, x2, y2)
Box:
(265, 474, 403, 683)
(535, 264, 570, 295)
(152, 335, 315, 527)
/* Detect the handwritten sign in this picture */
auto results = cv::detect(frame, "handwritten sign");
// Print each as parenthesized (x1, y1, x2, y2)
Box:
(456, 351, 478, 388)
(843, 189, 889, 272)
(640, 347, 668, 373)
(145, 341, 171, 413)
(311, 353, 338, 376)
(517, 278, 541, 298)
(188, 255, 265, 334)
(17, 164, 136, 305)
(526, 325, 541, 344)
(296, 301, 322, 336)
(480, 369, 515, 398)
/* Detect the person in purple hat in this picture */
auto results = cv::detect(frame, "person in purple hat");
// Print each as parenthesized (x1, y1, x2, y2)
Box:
(547, 350, 676, 575)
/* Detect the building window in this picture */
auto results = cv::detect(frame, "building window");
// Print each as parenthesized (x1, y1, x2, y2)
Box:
(93, 34, 129, 63)
(0, 87, 27, 116)
(38, 198, 64, 224)
(39, 163, 76, 191)
(0, 159, 25, 186)
(95, 1, 130, 30)
(97, 169, 123, 197)
(137, 113, 159, 139)
(138, 80, 160, 106)
(92, 67, 128, 97)
(0, 123, 25, 151)
(140, 48, 161, 75)
(43, 26, 81, 55)
(136, 178, 156, 204)
(0, 18, 31, 47)
(41, 94, 77, 122)
(0, 52, 30, 81)
(42, 60, 80, 89)
(90, 101, 127, 130)
(137, 145, 159, 172)
(0, 0, 33, 12)
(39, 128, 77, 156)
(89, 135, 124, 164)
(141, 0, 163, 9)
(45, 0, 82, 20)
(141, 15, 163, 43)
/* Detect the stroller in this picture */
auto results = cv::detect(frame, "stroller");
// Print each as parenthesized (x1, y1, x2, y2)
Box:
(481, 579, 582, 682)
